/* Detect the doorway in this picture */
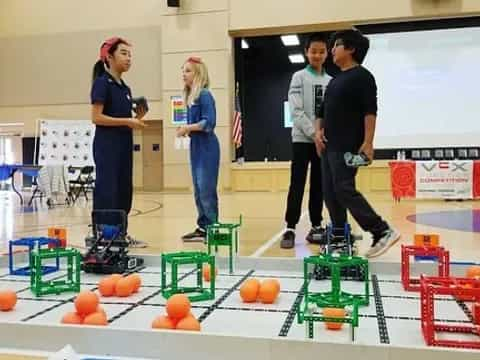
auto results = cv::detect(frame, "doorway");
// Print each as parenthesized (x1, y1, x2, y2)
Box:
(142, 120, 163, 191)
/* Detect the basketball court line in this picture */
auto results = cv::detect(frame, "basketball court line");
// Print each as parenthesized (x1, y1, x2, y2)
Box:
(251, 211, 308, 257)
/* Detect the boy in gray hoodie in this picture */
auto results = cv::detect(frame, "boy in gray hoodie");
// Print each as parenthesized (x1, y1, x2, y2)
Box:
(281, 33, 331, 249)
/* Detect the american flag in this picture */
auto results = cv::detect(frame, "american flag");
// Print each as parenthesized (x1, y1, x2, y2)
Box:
(232, 85, 243, 148)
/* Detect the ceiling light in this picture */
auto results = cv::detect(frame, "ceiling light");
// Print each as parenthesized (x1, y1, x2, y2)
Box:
(281, 35, 299, 46)
(288, 54, 305, 63)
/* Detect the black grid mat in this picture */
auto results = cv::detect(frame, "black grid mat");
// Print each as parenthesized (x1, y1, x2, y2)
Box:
(0, 267, 477, 345)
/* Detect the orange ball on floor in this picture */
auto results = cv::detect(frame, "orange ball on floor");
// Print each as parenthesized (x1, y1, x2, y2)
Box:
(74, 291, 99, 316)
(126, 274, 142, 293)
(202, 265, 218, 282)
(152, 315, 176, 329)
(98, 277, 116, 297)
(115, 277, 134, 297)
(109, 274, 123, 284)
(240, 279, 260, 303)
(0, 290, 17, 311)
(258, 280, 279, 304)
(166, 294, 191, 320)
(61, 312, 83, 324)
(269, 279, 281, 294)
(176, 316, 201, 331)
(466, 266, 480, 279)
(96, 306, 106, 317)
(84, 311, 108, 326)
(323, 308, 346, 330)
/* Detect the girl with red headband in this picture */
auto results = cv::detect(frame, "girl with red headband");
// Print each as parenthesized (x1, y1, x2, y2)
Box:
(177, 57, 220, 242)
(90, 37, 147, 247)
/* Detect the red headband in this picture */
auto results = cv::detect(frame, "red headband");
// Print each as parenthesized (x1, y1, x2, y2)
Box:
(186, 56, 202, 64)
(99, 37, 130, 62)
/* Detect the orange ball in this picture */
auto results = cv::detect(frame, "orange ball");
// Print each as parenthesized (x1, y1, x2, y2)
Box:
(74, 291, 99, 316)
(202, 265, 218, 282)
(0, 290, 17, 311)
(84, 311, 108, 326)
(166, 294, 191, 320)
(240, 279, 260, 303)
(61, 312, 83, 324)
(96, 306, 106, 317)
(466, 266, 480, 279)
(258, 281, 279, 304)
(98, 277, 116, 297)
(115, 277, 134, 297)
(152, 315, 176, 329)
(109, 274, 123, 284)
(269, 279, 281, 294)
(323, 308, 346, 330)
(262, 279, 280, 294)
(456, 283, 475, 302)
(126, 274, 142, 293)
(176, 316, 201, 331)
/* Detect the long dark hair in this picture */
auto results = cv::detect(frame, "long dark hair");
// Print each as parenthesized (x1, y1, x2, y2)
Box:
(91, 38, 129, 83)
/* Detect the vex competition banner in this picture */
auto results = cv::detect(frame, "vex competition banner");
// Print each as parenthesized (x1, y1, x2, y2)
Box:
(415, 160, 473, 199)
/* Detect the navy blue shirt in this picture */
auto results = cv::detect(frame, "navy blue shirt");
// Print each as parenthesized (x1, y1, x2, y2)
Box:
(90, 72, 132, 135)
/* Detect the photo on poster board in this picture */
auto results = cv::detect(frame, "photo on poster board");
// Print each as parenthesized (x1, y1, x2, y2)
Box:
(171, 96, 187, 125)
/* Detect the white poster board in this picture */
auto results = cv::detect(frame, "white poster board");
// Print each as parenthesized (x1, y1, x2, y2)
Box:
(37, 119, 95, 167)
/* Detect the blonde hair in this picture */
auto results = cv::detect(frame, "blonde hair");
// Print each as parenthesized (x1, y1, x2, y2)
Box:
(182, 59, 210, 106)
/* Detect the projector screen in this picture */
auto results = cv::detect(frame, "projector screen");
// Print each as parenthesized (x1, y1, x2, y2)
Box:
(363, 27, 480, 149)
(284, 101, 292, 128)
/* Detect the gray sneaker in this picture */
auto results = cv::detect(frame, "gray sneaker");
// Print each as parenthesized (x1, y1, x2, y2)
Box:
(280, 230, 295, 249)
(365, 228, 400, 258)
(126, 235, 148, 248)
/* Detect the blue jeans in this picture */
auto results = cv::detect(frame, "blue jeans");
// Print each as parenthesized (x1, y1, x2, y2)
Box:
(190, 132, 220, 229)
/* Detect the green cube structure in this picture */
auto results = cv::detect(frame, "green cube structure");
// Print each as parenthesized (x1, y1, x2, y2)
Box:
(297, 253, 369, 340)
(30, 247, 81, 296)
(161, 251, 215, 302)
(206, 215, 241, 274)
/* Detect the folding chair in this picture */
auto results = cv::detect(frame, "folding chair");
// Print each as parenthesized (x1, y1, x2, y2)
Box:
(69, 166, 94, 203)
(28, 177, 45, 206)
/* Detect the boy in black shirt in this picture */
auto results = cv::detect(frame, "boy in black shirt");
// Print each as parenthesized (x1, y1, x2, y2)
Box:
(315, 29, 400, 258)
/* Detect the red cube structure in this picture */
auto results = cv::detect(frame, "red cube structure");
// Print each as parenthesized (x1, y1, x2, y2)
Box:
(421, 275, 480, 349)
(401, 245, 449, 291)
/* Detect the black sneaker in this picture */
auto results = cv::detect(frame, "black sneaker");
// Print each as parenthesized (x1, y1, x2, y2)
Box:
(181, 228, 206, 242)
(280, 230, 295, 249)
(306, 226, 325, 244)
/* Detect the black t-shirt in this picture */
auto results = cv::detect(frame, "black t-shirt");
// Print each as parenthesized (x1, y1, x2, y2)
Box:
(317, 66, 377, 152)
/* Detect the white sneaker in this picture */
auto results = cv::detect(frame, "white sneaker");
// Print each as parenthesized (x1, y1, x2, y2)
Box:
(365, 228, 400, 258)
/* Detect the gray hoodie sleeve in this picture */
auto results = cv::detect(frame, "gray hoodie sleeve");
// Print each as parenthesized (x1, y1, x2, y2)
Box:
(288, 72, 315, 139)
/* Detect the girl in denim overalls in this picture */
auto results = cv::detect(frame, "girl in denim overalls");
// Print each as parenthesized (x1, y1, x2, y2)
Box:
(177, 57, 220, 242)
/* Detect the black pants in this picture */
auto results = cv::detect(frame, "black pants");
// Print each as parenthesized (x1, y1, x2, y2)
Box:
(322, 150, 388, 236)
(93, 131, 133, 233)
(285, 142, 323, 229)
